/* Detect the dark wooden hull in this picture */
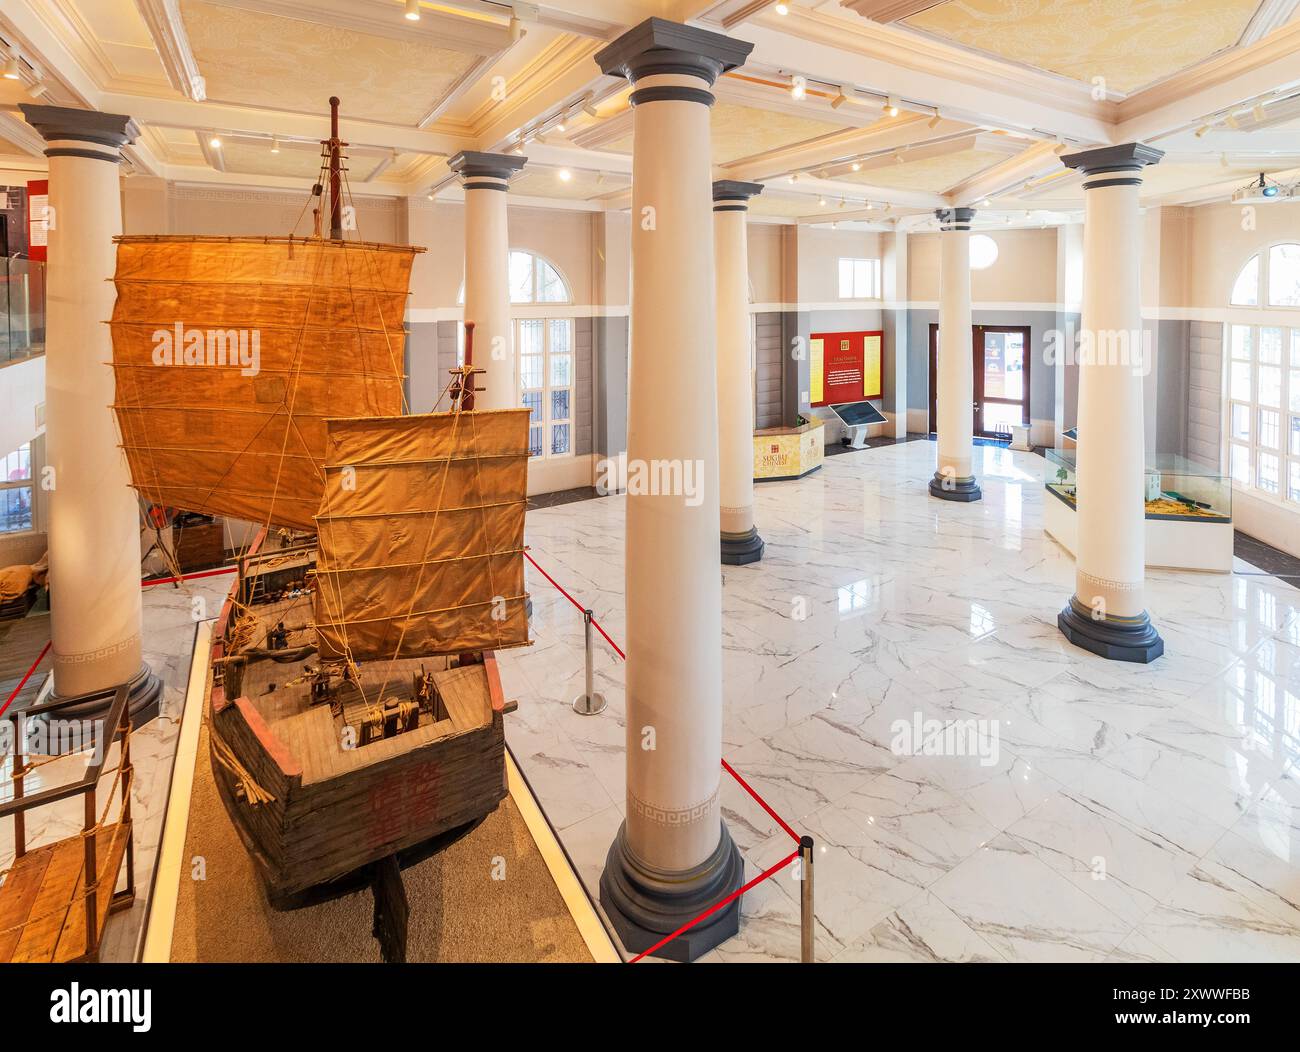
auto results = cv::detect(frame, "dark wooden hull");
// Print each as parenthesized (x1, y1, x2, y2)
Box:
(206, 546, 509, 901)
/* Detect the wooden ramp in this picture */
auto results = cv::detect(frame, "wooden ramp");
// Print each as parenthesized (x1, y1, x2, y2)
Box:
(0, 823, 131, 963)
(0, 614, 49, 710)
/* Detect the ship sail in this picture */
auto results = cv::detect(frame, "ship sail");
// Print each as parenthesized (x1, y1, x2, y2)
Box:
(312, 408, 532, 661)
(109, 235, 419, 531)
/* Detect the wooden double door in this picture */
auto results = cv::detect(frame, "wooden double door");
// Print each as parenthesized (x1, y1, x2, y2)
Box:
(928, 323, 1031, 438)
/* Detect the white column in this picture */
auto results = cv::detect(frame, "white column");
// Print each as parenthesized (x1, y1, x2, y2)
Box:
(929, 207, 981, 502)
(1058, 144, 1165, 663)
(20, 105, 160, 718)
(595, 18, 752, 963)
(713, 181, 764, 565)
(447, 151, 527, 410)
(883, 224, 909, 440)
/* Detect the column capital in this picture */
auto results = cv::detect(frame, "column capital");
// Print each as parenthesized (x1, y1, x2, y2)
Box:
(595, 17, 753, 90)
(19, 104, 138, 161)
(1061, 142, 1164, 184)
(713, 180, 764, 209)
(448, 150, 528, 186)
(935, 207, 975, 231)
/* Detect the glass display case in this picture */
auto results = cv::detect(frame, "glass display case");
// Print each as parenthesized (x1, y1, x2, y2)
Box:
(1044, 449, 1231, 523)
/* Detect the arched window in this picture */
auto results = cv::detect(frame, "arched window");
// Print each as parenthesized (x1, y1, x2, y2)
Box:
(457, 250, 571, 306)
(1231, 254, 1259, 306)
(1224, 246, 1300, 503)
(1268, 243, 1300, 307)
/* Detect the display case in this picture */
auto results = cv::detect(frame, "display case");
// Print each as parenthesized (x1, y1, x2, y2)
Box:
(1043, 449, 1233, 572)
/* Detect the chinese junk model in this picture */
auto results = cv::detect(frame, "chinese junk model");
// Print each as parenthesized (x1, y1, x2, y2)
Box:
(107, 99, 532, 918)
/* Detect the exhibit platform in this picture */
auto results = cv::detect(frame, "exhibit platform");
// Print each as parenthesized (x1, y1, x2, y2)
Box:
(753, 418, 825, 482)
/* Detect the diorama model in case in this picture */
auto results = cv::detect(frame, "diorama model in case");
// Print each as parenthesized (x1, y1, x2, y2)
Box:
(106, 100, 531, 937)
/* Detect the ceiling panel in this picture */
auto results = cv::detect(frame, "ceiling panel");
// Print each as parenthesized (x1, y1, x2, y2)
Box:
(841, 148, 1008, 192)
(509, 166, 628, 200)
(602, 102, 849, 164)
(179, 0, 477, 124)
(904, 0, 1263, 94)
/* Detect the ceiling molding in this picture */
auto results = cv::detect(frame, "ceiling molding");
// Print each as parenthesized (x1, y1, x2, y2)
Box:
(198, 130, 226, 171)
(135, 0, 205, 100)
(1239, 0, 1300, 45)
(0, 109, 48, 157)
(418, 52, 501, 128)
(944, 140, 1065, 207)
(839, 0, 947, 23)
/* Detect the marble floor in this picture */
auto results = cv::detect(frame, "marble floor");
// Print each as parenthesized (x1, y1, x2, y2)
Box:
(498, 441, 1300, 963)
(0, 573, 235, 961)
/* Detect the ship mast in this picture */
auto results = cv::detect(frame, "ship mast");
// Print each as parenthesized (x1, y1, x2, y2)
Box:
(328, 95, 344, 240)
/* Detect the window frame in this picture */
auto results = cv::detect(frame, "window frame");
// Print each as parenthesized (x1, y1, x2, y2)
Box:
(1224, 323, 1300, 506)
(515, 317, 575, 462)
(0, 442, 35, 535)
(837, 257, 881, 300)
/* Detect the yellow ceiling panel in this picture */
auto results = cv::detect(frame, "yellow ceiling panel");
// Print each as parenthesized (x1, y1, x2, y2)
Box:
(904, 0, 1261, 94)
(841, 148, 1006, 193)
(217, 141, 327, 180)
(179, 0, 476, 124)
(602, 102, 847, 164)
(509, 166, 628, 200)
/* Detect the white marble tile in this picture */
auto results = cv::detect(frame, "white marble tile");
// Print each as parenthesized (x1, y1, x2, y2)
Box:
(833, 891, 1006, 963)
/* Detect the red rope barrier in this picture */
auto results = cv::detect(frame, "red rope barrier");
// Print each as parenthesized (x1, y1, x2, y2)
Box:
(523, 551, 625, 659)
(142, 565, 239, 588)
(722, 757, 802, 845)
(0, 640, 51, 719)
(628, 847, 801, 963)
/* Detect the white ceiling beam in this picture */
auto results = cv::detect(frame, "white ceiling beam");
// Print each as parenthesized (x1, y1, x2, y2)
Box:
(1239, 0, 1300, 45)
(0, 0, 98, 106)
(198, 131, 226, 171)
(744, 9, 1113, 144)
(134, 0, 205, 100)
(1115, 22, 1300, 143)
(0, 109, 47, 157)
(839, 0, 947, 22)
(945, 140, 1065, 205)
(473, 38, 607, 151)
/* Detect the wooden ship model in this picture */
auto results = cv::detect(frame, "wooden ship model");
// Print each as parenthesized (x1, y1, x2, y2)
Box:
(107, 100, 531, 919)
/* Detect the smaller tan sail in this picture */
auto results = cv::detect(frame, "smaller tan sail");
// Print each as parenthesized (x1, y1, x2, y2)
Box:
(313, 408, 532, 661)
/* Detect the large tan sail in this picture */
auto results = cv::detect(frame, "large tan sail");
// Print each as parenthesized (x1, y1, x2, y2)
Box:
(109, 235, 419, 531)
(313, 408, 532, 661)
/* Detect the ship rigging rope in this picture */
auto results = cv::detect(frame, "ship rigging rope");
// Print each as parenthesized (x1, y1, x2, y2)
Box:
(0, 751, 135, 943)
(208, 723, 275, 806)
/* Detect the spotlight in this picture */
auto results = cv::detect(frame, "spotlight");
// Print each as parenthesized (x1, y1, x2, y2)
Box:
(557, 120, 567, 133)
(270, 137, 281, 154)
(509, 16, 523, 42)
(1224, 112, 1240, 129)
(1194, 125, 1211, 138)
(851, 161, 862, 172)
(789, 172, 800, 183)
(980, 197, 991, 207)
(819, 196, 827, 206)
(209, 135, 222, 149)
(2, 54, 19, 80)
(884, 96, 899, 117)
(831, 87, 849, 110)
(26, 78, 47, 98)
(1221, 153, 1230, 169)
(558, 168, 572, 182)
(404, 0, 420, 21)
(839, 198, 846, 209)
(893, 149, 905, 164)
(1253, 102, 1267, 123)
(865, 201, 874, 210)
(790, 76, 806, 101)
(928, 111, 942, 129)
(583, 98, 600, 118)
(775, 1, 789, 13)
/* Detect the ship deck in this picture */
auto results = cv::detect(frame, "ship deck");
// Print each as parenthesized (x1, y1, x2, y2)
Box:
(230, 596, 493, 787)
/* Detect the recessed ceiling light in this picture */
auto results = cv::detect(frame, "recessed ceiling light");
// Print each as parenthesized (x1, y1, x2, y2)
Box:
(775, 2, 789, 14)
(558, 168, 572, 182)
(209, 135, 222, 149)
(404, 0, 421, 21)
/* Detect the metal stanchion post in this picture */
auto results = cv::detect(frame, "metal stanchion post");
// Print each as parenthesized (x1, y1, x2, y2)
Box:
(572, 608, 607, 716)
(799, 834, 814, 963)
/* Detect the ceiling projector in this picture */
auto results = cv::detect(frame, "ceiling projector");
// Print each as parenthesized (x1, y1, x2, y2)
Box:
(1232, 173, 1294, 204)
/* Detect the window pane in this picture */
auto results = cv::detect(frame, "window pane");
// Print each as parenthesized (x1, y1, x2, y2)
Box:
(1292, 330, 1300, 369)
(522, 390, 542, 422)
(549, 319, 571, 356)
(509, 251, 534, 304)
(518, 318, 543, 355)
(550, 353, 572, 388)
(1230, 325, 1252, 360)
(1258, 451, 1280, 494)
(1259, 408, 1280, 449)
(1231, 403, 1251, 441)
(838, 259, 853, 299)
(1290, 461, 1300, 503)
(551, 389, 570, 422)
(1291, 416, 1300, 456)
(0, 486, 31, 532)
(1268, 244, 1300, 307)
(537, 261, 568, 303)
(1260, 327, 1284, 365)
(1231, 444, 1249, 484)
(1260, 365, 1281, 408)
(528, 426, 543, 458)
(551, 423, 570, 456)
(1231, 360, 1252, 401)
(1231, 255, 1259, 306)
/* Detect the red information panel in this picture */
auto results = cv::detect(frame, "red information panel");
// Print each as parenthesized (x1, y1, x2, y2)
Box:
(810, 330, 883, 407)
(27, 179, 48, 262)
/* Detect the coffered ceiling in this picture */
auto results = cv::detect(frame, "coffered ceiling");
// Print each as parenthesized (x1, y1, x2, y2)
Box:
(0, 0, 1295, 228)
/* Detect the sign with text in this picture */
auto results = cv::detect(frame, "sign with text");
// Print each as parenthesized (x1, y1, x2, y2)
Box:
(27, 180, 47, 262)
(810, 330, 882, 407)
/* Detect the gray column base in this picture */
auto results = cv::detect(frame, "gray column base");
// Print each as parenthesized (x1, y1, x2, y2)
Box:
(46, 664, 164, 729)
(720, 526, 764, 565)
(600, 819, 745, 962)
(1058, 597, 1164, 664)
(929, 472, 982, 502)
